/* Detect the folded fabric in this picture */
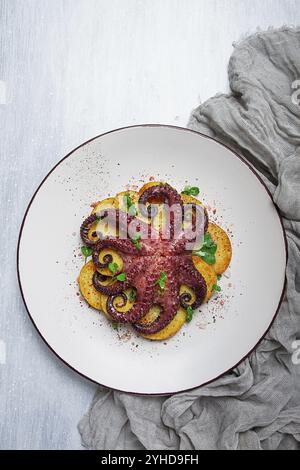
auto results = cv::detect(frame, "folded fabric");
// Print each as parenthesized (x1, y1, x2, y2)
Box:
(79, 27, 300, 450)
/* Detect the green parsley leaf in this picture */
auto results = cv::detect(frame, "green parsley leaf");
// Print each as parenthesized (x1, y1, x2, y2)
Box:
(116, 272, 126, 282)
(155, 271, 167, 291)
(204, 245, 217, 255)
(193, 233, 217, 265)
(181, 186, 200, 196)
(200, 252, 216, 265)
(123, 193, 133, 208)
(212, 284, 222, 292)
(81, 246, 92, 263)
(123, 192, 137, 216)
(112, 322, 119, 330)
(203, 233, 215, 248)
(108, 262, 119, 274)
(127, 288, 136, 302)
(186, 306, 194, 323)
(131, 233, 142, 250)
(128, 204, 138, 216)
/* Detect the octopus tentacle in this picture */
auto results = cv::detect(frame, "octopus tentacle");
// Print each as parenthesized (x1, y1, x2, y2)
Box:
(133, 268, 180, 334)
(177, 259, 207, 309)
(94, 272, 111, 283)
(138, 183, 183, 239)
(92, 271, 126, 295)
(106, 265, 157, 323)
(93, 257, 145, 295)
(106, 290, 155, 323)
(106, 292, 128, 311)
(179, 292, 193, 308)
(80, 213, 99, 247)
(138, 183, 182, 207)
(92, 239, 144, 271)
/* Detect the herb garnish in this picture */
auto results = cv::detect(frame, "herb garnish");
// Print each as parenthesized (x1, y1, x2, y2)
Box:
(116, 272, 126, 282)
(123, 192, 133, 207)
(181, 186, 200, 196)
(131, 233, 142, 250)
(186, 306, 194, 323)
(155, 271, 167, 291)
(81, 246, 92, 263)
(212, 284, 221, 292)
(108, 262, 119, 275)
(112, 322, 119, 330)
(128, 288, 137, 302)
(193, 233, 217, 265)
(123, 193, 137, 216)
(128, 205, 138, 216)
(108, 262, 127, 282)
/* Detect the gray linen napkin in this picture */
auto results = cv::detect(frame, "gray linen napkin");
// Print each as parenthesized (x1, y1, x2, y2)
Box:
(78, 27, 300, 450)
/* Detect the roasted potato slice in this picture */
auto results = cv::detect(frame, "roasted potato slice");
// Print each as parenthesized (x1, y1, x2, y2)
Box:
(192, 255, 217, 301)
(100, 294, 109, 317)
(140, 307, 187, 341)
(207, 223, 232, 274)
(78, 261, 103, 310)
(96, 248, 123, 277)
(180, 193, 203, 206)
(114, 190, 139, 211)
(91, 197, 115, 215)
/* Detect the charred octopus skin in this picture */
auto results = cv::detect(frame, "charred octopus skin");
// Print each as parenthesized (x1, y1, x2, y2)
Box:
(80, 183, 209, 335)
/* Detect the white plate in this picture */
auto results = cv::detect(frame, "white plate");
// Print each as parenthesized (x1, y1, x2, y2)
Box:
(18, 125, 287, 395)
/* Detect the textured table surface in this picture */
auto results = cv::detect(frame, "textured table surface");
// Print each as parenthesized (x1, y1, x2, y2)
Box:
(1, 0, 299, 450)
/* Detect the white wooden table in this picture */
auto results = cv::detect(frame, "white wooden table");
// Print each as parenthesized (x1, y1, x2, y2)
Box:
(1, 0, 299, 450)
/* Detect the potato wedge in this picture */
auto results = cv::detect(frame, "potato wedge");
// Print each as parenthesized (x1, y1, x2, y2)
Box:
(78, 261, 103, 310)
(192, 255, 217, 301)
(140, 307, 187, 341)
(207, 223, 232, 275)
